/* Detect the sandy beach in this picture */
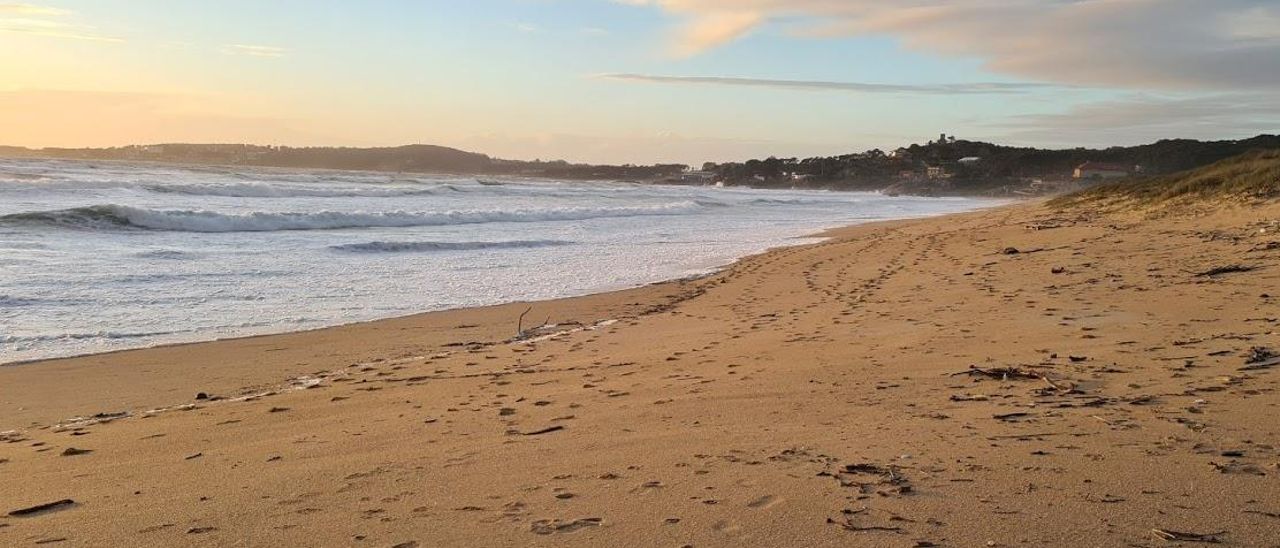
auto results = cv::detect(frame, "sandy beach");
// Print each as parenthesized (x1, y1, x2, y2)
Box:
(3, 198, 1279, 546)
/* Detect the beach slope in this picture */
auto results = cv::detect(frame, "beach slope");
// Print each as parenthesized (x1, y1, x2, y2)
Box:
(3, 166, 1280, 545)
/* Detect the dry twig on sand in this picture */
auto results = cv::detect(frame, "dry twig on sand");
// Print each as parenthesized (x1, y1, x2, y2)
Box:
(1192, 264, 1256, 277)
(1151, 528, 1224, 543)
(951, 365, 1043, 381)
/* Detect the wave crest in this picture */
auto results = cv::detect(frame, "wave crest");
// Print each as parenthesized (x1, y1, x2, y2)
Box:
(144, 182, 443, 198)
(329, 240, 573, 253)
(1, 202, 702, 233)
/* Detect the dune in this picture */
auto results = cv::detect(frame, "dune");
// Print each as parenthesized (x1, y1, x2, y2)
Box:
(2, 154, 1279, 546)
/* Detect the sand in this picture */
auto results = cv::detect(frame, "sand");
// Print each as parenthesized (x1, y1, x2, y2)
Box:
(2, 200, 1279, 547)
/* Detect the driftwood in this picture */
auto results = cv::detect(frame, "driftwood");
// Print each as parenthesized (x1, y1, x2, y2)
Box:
(513, 306, 563, 341)
(8, 499, 76, 517)
(993, 412, 1033, 421)
(1036, 376, 1079, 395)
(515, 306, 534, 338)
(951, 365, 1042, 381)
(1151, 528, 1224, 543)
(522, 425, 565, 436)
(1192, 264, 1256, 277)
(1240, 347, 1280, 371)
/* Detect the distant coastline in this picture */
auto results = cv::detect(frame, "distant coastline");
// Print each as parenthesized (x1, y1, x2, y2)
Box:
(4, 133, 1278, 198)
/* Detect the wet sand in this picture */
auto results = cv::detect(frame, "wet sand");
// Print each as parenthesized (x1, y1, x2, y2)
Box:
(2, 200, 1279, 546)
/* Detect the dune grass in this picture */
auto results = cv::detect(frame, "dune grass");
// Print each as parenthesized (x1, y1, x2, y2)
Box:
(1050, 149, 1280, 209)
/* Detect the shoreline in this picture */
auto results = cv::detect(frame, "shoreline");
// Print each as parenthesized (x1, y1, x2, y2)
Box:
(0, 153, 1019, 198)
(0, 207, 974, 428)
(5, 198, 1278, 546)
(2, 201, 1000, 368)
(0, 268, 727, 370)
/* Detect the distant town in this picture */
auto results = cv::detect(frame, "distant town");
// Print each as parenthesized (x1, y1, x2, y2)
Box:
(685, 134, 1280, 197)
(4, 133, 1277, 197)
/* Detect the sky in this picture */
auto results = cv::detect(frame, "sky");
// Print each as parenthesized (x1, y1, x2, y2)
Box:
(1, 0, 1278, 165)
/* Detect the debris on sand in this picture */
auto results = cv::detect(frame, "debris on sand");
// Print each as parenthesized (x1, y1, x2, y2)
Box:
(522, 425, 565, 436)
(529, 517, 602, 534)
(993, 412, 1033, 421)
(1208, 461, 1266, 476)
(951, 365, 1043, 381)
(1193, 264, 1256, 277)
(8, 499, 76, 517)
(1240, 347, 1280, 371)
(1151, 528, 1224, 543)
(826, 508, 905, 534)
(820, 463, 912, 496)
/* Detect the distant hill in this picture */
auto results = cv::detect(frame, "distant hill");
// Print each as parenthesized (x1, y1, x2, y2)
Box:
(703, 134, 1280, 196)
(1050, 149, 1280, 208)
(0, 143, 689, 181)
(4, 135, 1278, 196)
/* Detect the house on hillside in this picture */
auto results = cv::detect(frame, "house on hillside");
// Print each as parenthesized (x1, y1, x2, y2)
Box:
(958, 156, 981, 166)
(1074, 162, 1131, 180)
(677, 170, 716, 184)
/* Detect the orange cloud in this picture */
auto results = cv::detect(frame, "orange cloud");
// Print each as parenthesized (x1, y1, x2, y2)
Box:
(619, 0, 1280, 89)
(671, 10, 762, 56)
(0, 89, 316, 147)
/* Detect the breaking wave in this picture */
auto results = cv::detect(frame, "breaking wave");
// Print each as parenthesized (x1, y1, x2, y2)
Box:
(1, 329, 192, 345)
(144, 182, 444, 198)
(1, 202, 703, 233)
(329, 239, 573, 253)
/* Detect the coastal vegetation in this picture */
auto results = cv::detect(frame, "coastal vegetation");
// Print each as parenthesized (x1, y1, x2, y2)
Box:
(1050, 149, 1280, 208)
(702, 134, 1280, 195)
(3, 135, 1277, 197)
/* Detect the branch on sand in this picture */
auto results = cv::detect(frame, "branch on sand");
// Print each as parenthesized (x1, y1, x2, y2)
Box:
(1151, 528, 1224, 543)
(950, 365, 1043, 381)
(1191, 264, 1256, 277)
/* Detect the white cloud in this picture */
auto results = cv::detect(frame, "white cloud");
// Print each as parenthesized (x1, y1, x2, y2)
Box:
(511, 21, 539, 33)
(222, 44, 288, 58)
(600, 73, 1068, 95)
(0, 3, 123, 42)
(0, 3, 70, 16)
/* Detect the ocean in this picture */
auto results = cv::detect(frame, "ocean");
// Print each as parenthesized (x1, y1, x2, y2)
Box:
(0, 158, 992, 363)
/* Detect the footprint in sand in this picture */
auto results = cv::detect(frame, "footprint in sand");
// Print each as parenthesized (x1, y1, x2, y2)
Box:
(746, 494, 784, 510)
(712, 520, 743, 534)
(529, 517, 602, 534)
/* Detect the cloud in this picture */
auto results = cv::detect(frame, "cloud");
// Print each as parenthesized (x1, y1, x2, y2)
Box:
(670, 10, 761, 56)
(992, 93, 1280, 146)
(510, 21, 539, 33)
(600, 73, 1067, 95)
(0, 3, 69, 16)
(222, 44, 288, 58)
(0, 3, 123, 42)
(619, 0, 1280, 90)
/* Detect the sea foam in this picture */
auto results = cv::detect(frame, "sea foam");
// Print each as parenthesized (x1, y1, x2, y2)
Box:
(329, 240, 573, 253)
(1, 202, 703, 233)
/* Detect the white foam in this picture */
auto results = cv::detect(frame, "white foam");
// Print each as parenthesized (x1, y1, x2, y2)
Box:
(0, 158, 998, 363)
(146, 182, 443, 198)
(7, 202, 704, 232)
(330, 240, 573, 253)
